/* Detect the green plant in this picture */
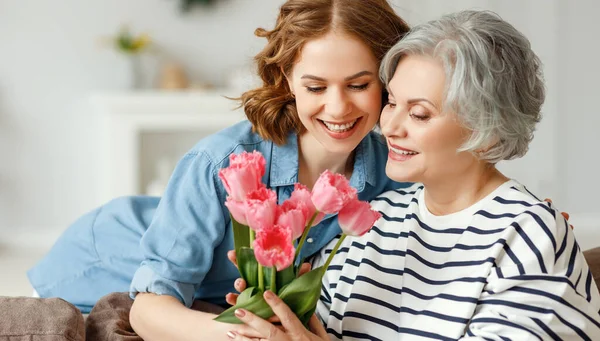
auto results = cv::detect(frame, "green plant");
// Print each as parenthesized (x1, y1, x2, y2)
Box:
(180, 0, 218, 12)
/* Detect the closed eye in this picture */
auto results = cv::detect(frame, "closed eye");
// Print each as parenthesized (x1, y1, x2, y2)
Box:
(410, 113, 429, 121)
(306, 86, 326, 93)
(349, 83, 370, 91)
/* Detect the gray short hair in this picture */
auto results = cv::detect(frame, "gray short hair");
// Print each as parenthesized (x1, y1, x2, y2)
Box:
(380, 10, 545, 163)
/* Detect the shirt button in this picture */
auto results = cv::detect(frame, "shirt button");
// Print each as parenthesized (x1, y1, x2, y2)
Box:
(307, 238, 314, 243)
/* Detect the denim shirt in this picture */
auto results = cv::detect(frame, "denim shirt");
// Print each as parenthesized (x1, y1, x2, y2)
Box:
(129, 120, 410, 307)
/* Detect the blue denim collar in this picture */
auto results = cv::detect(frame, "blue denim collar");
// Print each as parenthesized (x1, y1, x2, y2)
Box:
(269, 131, 378, 192)
(268, 132, 299, 187)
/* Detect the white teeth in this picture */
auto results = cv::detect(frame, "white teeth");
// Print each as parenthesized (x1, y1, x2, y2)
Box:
(390, 147, 418, 155)
(322, 119, 357, 132)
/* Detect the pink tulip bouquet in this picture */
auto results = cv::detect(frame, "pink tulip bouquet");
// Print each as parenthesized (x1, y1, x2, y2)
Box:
(214, 151, 382, 326)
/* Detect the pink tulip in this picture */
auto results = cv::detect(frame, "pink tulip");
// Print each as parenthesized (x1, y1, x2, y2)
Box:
(276, 200, 308, 240)
(253, 225, 295, 271)
(229, 151, 266, 171)
(245, 187, 278, 231)
(311, 170, 357, 214)
(225, 197, 249, 225)
(289, 184, 325, 226)
(218, 151, 266, 201)
(338, 199, 382, 236)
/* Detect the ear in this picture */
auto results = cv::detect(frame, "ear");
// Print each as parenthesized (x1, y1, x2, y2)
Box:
(475, 135, 500, 155)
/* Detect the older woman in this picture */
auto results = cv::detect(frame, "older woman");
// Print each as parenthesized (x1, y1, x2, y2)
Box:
(228, 10, 600, 341)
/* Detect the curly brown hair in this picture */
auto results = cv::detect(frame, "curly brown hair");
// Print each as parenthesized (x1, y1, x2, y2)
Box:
(238, 0, 409, 144)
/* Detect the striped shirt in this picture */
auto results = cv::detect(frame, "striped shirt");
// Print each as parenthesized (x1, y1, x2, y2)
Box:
(315, 180, 600, 340)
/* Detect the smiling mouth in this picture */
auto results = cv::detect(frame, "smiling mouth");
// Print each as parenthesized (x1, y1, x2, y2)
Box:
(318, 118, 360, 133)
(389, 146, 419, 155)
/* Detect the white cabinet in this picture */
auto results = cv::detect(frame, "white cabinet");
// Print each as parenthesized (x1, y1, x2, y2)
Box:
(91, 90, 245, 204)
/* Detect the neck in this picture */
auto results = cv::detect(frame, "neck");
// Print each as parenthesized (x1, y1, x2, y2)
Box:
(297, 133, 355, 190)
(422, 161, 509, 216)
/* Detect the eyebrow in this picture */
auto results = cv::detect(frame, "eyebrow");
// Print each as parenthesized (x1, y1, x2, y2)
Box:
(386, 88, 440, 110)
(300, 70, 374, 82)
(408, 98, 439, 110)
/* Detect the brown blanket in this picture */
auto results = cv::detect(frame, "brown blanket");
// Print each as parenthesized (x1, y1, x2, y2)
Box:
(0, 297, 84, 341)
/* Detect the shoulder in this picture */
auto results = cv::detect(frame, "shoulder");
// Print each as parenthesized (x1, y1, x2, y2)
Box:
(484, 180, 559, 231)
(184, 120, 269, 167)
(480, 181, 570, 265)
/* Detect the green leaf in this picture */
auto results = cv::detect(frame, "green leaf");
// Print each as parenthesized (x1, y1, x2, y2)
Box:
(298, 305, 318, 328)
(232, 215, 250, 254)
(263, 265, 295, 293)
(214, 267, 325, 326)
(214, 290, 273, 324)
(263, 266, 274, 291)
(277, 265, 296, 290)
(236, 286, 257, 306)
(237, 247, 258, 289)
(278, 267, 324, 318)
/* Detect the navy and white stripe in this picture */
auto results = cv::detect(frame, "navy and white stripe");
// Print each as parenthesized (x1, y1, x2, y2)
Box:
(315, 181, 600, 340)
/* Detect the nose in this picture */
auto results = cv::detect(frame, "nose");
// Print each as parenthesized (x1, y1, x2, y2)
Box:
(324, 88, 352, 119)
(380, 106, 408, 138)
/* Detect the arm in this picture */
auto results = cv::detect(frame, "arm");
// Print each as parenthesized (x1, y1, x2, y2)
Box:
(461, 207, 600, 340)
(130, 293, 232, 341)
(128, 151, 233, 339)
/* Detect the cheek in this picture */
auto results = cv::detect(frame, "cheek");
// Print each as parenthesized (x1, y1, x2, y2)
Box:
(295, 95, 319, 119)
(355, 89, 383, 116)
(422, 126, 467, 161)
(379, 109, 392, 131)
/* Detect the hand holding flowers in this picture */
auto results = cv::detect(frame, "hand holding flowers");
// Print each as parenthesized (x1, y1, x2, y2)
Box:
(215, 151, 381, 326)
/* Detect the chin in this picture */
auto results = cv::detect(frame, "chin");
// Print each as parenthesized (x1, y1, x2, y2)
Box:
(316, 132, 365, 155)
(385, 165, 418, 183)
(320, 140, 359, 156)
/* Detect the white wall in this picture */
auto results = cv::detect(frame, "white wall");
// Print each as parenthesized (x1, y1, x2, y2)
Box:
(0, 0, 281, 234)
(391, 0, 600, 249)
(0, 1, 598, 247)
(556, 0, 600, 249)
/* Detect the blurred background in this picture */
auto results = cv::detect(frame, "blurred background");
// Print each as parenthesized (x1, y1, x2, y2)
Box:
(0, 0, 598, 295)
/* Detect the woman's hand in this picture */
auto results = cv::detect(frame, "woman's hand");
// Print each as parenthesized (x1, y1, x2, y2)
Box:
(544, 198, 574, 229)
(226, 290, 328, 341)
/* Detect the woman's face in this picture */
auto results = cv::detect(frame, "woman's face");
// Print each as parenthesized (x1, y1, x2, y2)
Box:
(287, 31, 382, 155)
(380, 55, 475, 184)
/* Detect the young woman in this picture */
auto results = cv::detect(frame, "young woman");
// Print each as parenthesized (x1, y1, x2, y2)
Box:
(229, 10, 600, 340)
(27, 0, 411, 339)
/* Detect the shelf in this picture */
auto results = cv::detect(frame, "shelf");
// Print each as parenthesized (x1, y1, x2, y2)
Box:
(92, 90, 246, 203)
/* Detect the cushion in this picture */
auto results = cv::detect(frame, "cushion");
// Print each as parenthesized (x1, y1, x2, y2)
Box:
(0, 297, 84, 341)
(584, 247, 600, 289)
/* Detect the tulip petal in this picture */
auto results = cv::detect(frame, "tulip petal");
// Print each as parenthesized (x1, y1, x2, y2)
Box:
(338, 199, 382, 236)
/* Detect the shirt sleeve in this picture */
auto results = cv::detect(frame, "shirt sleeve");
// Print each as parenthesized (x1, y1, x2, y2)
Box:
(129, 151, 229, 308)
(461, 206, 600, 340)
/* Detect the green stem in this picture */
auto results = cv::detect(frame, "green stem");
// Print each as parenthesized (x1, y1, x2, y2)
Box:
(322, 234, 347, 273)
(258, 264, 264, 291)
(294, 210, 320, 260)
(250, 228, 264, 291)
(249, 229, 255, 245)
(270, 266, 277, 293)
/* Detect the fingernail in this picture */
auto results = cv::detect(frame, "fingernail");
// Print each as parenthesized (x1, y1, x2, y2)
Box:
(264, 290, 275, 300)
(227, 331, 237, 339)
(235, 279, 242, 287)
(234, 309, 245, 317)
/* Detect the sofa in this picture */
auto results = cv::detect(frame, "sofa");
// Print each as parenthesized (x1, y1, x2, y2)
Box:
(2, 247, 600, 341)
